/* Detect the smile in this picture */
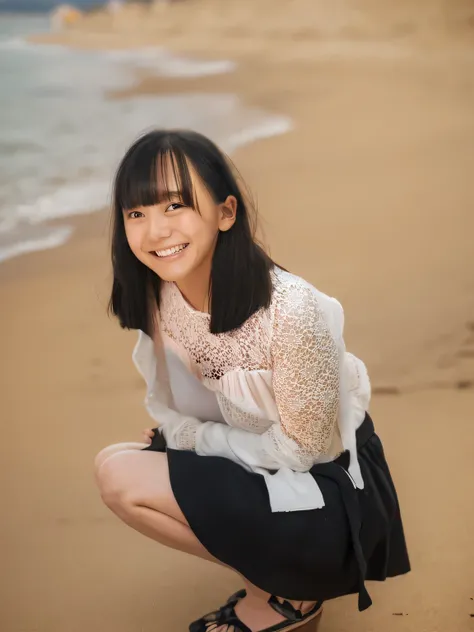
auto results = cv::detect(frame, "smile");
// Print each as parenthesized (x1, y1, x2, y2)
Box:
(153, 243, 189, 258)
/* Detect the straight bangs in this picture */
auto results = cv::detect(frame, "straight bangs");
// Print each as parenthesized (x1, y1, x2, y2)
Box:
(114, 136, 198, 213)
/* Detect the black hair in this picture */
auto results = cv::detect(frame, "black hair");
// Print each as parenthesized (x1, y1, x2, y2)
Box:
(109, 129, 275, 335)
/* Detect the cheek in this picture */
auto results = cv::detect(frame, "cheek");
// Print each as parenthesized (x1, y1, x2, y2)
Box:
(182, 214, 218, 247)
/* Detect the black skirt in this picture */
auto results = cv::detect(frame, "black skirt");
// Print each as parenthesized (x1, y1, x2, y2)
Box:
(144, 414, 410, 611)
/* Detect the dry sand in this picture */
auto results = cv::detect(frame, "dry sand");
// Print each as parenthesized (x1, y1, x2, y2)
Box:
(2, 1, 474, 630)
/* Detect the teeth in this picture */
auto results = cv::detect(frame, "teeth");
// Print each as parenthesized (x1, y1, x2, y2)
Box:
(155, 244, 187, 258)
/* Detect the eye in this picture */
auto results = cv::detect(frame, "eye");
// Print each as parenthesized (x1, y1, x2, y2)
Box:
(127, 210, 144, 219)
(165, 202, 184, 212)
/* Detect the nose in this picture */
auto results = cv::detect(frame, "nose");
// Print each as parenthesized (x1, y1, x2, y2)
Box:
(147, 209, 172, 243)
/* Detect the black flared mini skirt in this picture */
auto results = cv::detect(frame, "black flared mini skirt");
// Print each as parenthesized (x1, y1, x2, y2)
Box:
(144, 413, 410, 611)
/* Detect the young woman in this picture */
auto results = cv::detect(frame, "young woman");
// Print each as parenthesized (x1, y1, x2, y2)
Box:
(95, 129, 410, 632)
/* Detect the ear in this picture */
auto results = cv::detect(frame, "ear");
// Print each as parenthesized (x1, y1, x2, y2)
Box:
(218, 195, 237, 232)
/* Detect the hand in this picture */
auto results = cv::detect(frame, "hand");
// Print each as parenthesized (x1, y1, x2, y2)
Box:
(142, 428, 155, 445)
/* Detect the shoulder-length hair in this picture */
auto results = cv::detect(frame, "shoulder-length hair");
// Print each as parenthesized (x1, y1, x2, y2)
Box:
(109, 129, 275, 335)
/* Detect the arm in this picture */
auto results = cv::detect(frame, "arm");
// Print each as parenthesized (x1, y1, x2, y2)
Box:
(265, 283, 341, 469)
(162, 284, 340, 472)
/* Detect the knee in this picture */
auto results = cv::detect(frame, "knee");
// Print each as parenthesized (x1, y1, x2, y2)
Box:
(94, 442, 131, 474)
(94, 446, 112, 475)
(95, 450, 135, 513)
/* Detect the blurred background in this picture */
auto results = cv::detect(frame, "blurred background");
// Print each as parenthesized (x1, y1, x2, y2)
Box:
(1, 1, 473, 631)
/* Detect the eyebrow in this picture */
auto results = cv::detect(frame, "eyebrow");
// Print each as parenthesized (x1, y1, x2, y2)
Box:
(159, 190, 183, 200)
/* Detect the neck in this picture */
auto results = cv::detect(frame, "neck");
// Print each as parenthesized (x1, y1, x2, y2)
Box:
(176, 258, 212, 314)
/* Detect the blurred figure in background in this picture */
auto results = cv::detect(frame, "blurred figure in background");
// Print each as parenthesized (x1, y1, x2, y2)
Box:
(50, 4, 83, 30)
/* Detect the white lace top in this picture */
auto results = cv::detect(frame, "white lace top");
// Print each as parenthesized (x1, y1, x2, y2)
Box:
(132, 268, 371, 512)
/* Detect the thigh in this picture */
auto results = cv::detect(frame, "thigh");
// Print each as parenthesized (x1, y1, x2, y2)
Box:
(98, 449, 189, 526)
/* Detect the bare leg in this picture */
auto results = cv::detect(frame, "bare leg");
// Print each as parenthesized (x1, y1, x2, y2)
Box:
(95, 445, 318, 631)
(96, 445, 220, 561)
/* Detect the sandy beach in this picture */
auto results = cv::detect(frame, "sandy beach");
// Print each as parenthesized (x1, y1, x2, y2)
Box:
(1, 2, 474, 631)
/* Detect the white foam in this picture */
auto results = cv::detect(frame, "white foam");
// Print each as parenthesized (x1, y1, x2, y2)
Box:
(14, 180, 111, 224)
(0, 225, 74, 263)
(0, 37, 26, 50)
(2, 37, 236, 76)
(103, 47, 236, 77)
(0, 36, 66, 54)
(226, 117, 294, 152)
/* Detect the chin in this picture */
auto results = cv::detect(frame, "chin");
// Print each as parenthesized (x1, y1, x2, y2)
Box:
(154, 263, 194, 284)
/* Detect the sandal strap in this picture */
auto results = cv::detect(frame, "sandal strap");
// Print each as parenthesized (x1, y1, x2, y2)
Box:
(189, 590, 248, 632)
(218, 603, 252, 632)
(226, 589, 247, 606)
(189, 601, 252, 632)
(268, 596, 323, 623)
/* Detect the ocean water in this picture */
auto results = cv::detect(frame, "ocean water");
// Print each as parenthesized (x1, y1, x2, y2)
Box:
(0, 15, 292, 263)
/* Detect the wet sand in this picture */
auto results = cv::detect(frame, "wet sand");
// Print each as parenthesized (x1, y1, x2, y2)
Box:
(2, 2, 474, 630)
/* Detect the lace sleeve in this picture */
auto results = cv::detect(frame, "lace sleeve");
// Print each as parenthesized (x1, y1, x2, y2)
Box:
(267, 281, 340, 468)
(161, 416, 200, 451)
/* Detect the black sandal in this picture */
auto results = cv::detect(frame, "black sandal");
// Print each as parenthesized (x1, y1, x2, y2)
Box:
(189, 593, 323, 632)
(189, 590, 247, 632)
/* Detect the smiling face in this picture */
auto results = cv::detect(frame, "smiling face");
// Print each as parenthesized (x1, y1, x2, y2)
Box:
(123, 155, 236, 293)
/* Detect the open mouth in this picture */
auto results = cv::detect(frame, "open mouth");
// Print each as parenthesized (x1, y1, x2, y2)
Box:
(152, 243, 189, 259)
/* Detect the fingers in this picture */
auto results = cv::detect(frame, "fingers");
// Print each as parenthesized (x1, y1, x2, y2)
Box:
(142, 428, 154, 444)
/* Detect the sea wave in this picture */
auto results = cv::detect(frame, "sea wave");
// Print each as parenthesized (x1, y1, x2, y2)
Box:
(0, 225, 74, 263)
(103, 47, 237, 77)
(0, 36, 67, 53)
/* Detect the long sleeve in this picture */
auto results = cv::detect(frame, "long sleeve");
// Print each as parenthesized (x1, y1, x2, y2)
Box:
(266, 282, 340, 468)
(162, 414, 281, 470)
(162, 282, 341, 475)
